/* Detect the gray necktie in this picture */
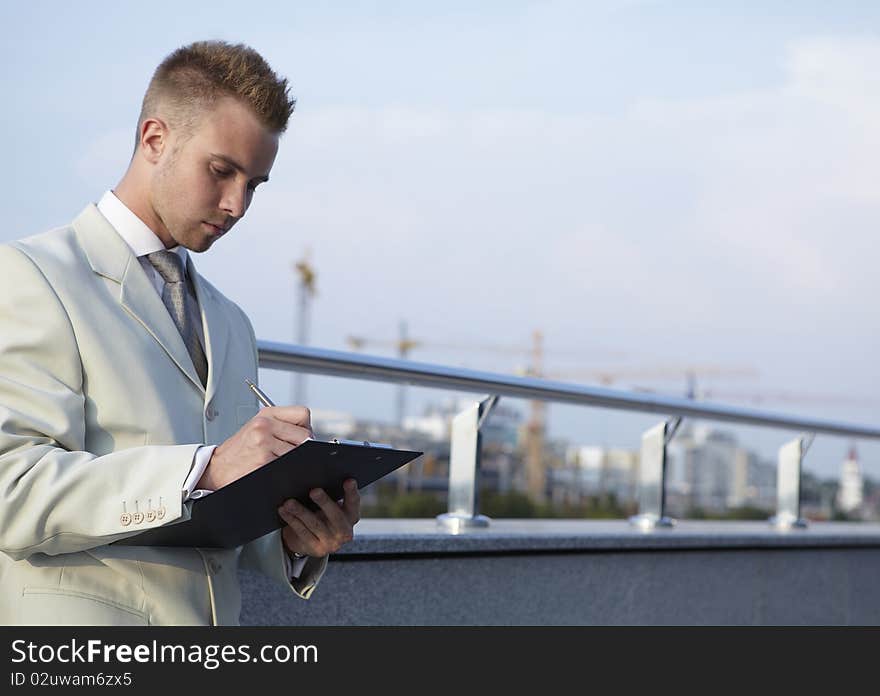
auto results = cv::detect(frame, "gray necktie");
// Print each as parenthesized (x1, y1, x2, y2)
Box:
(147, 250, 209, 386)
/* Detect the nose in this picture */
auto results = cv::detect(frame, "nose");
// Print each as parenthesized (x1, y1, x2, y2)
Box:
(220, 183, 249, 220)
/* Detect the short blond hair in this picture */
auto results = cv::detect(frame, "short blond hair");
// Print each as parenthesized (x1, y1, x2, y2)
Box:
(136, 40, 295, 150)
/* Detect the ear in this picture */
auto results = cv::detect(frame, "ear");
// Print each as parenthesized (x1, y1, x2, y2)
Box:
(137, 117, 170, 165)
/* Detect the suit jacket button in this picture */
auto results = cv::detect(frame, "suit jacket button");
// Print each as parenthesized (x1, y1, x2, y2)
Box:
(133, 512, 144, 524)
(146, 510, 157, 523)
(120, 513, 132, 526)
(206, 404, 218, 421)
(156, 507, 166, 520)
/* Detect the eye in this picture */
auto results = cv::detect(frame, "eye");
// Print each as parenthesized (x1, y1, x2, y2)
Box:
(211, 166, 233, 178)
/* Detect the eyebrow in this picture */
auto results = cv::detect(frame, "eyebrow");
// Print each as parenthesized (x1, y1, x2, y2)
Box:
(209, 153, 270, 183)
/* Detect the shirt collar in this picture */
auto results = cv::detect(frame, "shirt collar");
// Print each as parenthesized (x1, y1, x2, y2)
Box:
(96, 190, 189, 267)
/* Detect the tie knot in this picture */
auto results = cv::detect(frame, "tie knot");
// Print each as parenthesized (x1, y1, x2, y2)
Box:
(147, 250, 185, 284)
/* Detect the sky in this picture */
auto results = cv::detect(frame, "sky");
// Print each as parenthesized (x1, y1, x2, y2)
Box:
(2, 1, 879, 480)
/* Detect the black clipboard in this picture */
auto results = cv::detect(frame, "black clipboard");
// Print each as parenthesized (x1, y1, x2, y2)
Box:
(115, 439, 422, 549)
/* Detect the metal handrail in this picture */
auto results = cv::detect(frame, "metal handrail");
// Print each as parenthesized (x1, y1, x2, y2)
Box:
(258, 340, 880, 440)
(258, 340, 880, 530)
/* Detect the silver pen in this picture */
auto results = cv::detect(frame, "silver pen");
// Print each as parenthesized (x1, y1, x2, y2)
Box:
(246, 378, 317, 442)
(245, 377, 275, 407)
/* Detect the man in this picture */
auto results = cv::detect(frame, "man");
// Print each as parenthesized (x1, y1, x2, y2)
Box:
(0, 40, 359, 625)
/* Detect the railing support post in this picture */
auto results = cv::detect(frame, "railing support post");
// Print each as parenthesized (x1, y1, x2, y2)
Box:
(769, 435, 812, 529)
(436, 395, 499, 533)
(629, 417, 680, 530)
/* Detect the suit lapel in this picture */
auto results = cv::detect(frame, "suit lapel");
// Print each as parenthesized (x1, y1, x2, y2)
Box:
(187, 259, 229, 407)
(73, 204, 205, 393)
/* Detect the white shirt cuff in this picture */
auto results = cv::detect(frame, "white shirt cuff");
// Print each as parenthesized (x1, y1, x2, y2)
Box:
(183, 445, 216, 501)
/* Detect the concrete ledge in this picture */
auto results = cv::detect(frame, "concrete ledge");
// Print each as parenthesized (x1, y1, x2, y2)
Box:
(240, 519, 880, 625)
(332, 518, 880, 555)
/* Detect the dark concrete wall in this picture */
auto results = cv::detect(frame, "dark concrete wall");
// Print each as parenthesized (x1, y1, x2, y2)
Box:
(240, 546, 880, 625)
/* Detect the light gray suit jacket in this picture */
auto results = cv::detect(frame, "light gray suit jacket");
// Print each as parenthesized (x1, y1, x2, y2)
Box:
(0, 204, 326, 625)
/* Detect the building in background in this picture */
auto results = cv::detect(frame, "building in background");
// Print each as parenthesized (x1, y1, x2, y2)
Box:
(562, 445, 639, 503)
(403, 397, 521, 448)
(315, 407, 878, 521)
(665, 423, 775, 515)
(837, 445, 864, 515)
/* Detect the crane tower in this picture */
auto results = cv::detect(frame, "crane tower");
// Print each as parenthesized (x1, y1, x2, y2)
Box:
(292, 251, 316, 405)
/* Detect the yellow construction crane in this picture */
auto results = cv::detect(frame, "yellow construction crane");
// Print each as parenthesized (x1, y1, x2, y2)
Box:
(685, 387, 879, 409)
(347, 321, 416, 428)
(345, 335, 625, 361)
(295, 258, 316, 296)
(545, 365, 760, 397)
(523, 330, 546, 504)
(291, 250, 317, 405)
(345, 329, 761, 503)
(347, 334, 420, 357)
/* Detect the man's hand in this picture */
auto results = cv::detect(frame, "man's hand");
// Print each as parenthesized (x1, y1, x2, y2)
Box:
(198, 406, 313, 491)
(277, 479, 360, 558)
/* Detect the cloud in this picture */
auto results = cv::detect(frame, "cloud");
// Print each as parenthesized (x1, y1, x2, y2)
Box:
(261, 37, 878, 343)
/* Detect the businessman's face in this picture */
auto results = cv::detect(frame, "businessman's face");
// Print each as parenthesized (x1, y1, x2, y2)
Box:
(151, 96, 279, 252)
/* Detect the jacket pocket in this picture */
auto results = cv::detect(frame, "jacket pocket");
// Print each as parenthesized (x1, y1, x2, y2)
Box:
(21, 587, 149, 625)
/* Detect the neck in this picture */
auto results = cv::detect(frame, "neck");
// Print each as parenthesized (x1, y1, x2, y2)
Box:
(113, 170, 174, 248)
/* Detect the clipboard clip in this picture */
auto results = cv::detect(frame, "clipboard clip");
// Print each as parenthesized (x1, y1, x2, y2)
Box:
(329, 437, 393, 449)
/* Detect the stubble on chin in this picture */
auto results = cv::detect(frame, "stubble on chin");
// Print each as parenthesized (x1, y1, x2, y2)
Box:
(170, 226, 214, 254)
(189, 234, 217, 254)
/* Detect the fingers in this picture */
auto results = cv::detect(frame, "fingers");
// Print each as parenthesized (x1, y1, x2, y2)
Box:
(308, 487, 354, 533)
(340, 479, 361, 526)
(246, 415, 312, 457)
(267, 426, 312, 457)
(278, 499, 330, 556)
(277, 482, 360, 556)
(209, 406, 314, 491)
(284, 498, 325, 534)
(279, 507, 319, 547)
(260, 405, 313, 432)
